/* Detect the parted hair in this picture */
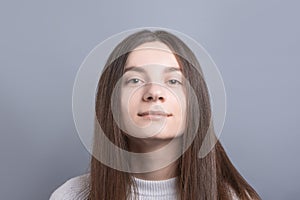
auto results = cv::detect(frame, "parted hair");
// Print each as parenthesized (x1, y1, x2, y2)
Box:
(88, 30, 261, 200)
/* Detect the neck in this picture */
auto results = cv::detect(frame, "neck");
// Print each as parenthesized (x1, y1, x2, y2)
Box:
(127, 136, 182, 180)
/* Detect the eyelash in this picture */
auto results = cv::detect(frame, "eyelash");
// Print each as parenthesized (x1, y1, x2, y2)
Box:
(167, 79, 182, 85)
(126, 78, 182, 85)
(126, 78, 143, 84)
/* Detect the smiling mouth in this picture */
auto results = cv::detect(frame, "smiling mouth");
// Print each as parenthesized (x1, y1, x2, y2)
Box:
(137, 111, 172, 117)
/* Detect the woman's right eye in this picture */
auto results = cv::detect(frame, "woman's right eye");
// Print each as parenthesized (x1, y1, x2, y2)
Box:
(126, 78, 143, 85)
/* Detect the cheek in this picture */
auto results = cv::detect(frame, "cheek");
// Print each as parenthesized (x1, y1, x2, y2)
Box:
(172, 91, 187, 130)
(121, 88, 141, 117)
(171, 90, 186, 114)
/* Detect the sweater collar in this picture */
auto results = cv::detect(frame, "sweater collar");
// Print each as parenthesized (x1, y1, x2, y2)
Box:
(131, 176, 178, 197)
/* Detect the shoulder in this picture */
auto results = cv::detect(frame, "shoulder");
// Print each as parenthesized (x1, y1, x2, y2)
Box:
(49, 173, 90, 200)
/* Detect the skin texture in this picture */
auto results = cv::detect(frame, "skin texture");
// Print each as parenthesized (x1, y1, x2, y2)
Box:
(120, 41, 187, 180)
(121, 41, 186, 141)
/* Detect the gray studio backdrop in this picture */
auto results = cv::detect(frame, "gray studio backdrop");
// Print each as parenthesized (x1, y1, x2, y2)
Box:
(1, 1, 299, 199)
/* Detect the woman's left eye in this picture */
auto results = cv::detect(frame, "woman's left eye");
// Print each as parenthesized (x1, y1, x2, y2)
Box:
(167, 79, 182, 85)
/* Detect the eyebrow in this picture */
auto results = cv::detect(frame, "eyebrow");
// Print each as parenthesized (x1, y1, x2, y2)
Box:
(124, 66, 182, 74)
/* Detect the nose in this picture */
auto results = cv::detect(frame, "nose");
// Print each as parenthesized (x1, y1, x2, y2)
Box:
(142, 83, 166, 102)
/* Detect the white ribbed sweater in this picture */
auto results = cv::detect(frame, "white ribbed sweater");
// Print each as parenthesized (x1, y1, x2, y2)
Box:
(50, 173, 242, 200)
(50, 173, 179, 200)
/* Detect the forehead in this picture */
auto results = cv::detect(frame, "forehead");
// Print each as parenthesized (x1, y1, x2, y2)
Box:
(124, 41, 180, 69)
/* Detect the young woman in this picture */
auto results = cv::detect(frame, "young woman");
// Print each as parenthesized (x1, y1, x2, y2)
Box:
(50, 30, 261, 200)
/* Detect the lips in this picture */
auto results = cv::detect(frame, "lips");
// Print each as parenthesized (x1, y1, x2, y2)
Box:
(138, 111, 172, 117)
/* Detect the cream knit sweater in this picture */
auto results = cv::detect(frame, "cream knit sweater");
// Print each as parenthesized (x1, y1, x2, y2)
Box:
(50, 173, 179, 200)
(50, 173, 241, 200)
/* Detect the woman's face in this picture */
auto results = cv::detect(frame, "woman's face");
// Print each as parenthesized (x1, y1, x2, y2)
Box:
(119, 41, 187, 140)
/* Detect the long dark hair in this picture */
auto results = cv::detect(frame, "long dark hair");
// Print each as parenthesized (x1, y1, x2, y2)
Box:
(89, 30, 261, 200)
